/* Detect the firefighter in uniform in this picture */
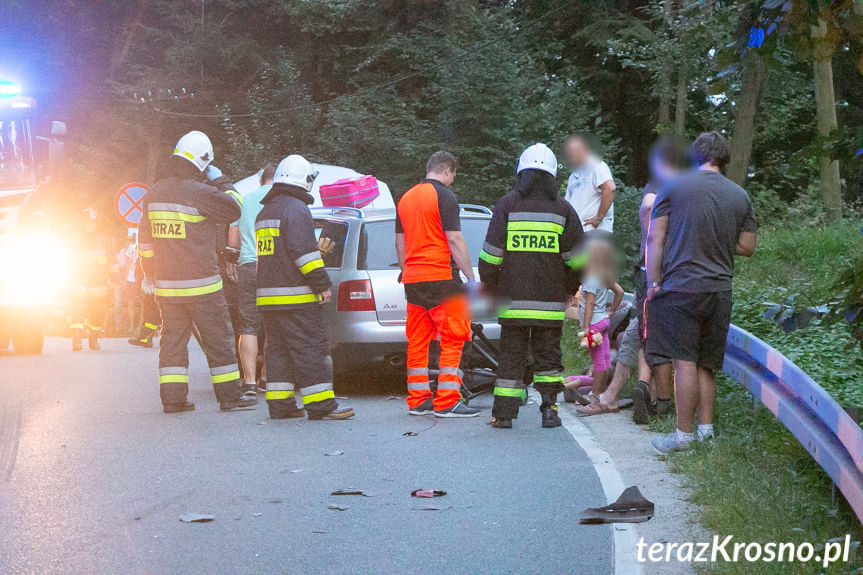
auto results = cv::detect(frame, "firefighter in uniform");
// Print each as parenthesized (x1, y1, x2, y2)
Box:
(70, 208, 109, 352)
(137, 131, 257, 413)
(396, 151, 480, 418)
(128, 252, 160, 347)
(479, 143, 585, 429)
(255, 154, 354, 420)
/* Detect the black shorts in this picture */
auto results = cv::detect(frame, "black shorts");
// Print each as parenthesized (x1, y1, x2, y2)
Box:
(237, 262, 261, 336)
(645, 290, 732, 370)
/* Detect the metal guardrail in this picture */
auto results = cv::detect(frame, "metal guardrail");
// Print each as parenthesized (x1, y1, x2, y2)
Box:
(722, 324, 863, 523)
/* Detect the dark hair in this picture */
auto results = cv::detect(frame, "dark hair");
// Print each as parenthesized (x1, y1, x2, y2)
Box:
(648, 136, 687, 170)
(691, 131, 731, 169)
(426, 151, 458, 175)
(261, 163, 276, 184)
(514, 168, 559, 200)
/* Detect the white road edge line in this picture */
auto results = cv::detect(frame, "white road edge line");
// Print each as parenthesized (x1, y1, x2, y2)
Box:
(532, 390, 644, 575)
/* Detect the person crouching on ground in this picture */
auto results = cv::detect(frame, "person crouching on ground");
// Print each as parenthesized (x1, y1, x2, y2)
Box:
(479, 143, 585, 429)
(255, 154, 354, 420)
(568, 239, 623, 415)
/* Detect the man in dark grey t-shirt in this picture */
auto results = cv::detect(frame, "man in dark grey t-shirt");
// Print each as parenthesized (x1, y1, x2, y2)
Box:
(645, 132, 758, 455)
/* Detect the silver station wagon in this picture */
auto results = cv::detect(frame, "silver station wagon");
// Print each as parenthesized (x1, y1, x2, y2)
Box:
(311, 205, 501, 377)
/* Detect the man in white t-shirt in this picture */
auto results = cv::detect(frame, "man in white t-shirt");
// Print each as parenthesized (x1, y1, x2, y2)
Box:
(564, 135, 616, 234)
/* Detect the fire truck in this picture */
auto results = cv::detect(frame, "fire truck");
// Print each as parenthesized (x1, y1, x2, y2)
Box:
(0, 80, 70, 354)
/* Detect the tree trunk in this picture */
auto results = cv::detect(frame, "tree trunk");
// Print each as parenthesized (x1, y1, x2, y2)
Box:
(812, 18, 842, 223)
(674, 68, 687, 137)
(727, 52, 766, 185)
(656, 0, 673, 133)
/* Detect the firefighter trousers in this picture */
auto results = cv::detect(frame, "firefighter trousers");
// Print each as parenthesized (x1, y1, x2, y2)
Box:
(493, 324, 565, 420)
(157, 293, 243, 405)
(142, 292, 161, 332)
(261, 306, 336, 418)
(405, 294, 471, 411)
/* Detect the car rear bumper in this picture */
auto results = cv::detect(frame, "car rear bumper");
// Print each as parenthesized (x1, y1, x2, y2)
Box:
(328, 314, 500, 374)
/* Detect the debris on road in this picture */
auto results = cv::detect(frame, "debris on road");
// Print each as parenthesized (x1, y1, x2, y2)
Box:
(324, 450, 345, 456)
(403, 431, 418, 437)
(252, 512, 262, 517)
(579, 486, 654, 524)
(328, 504, 349, 511)
(331, 489, 374, 497)
(411, 489, 447, 498)
(289, 469, 305, 474)
(386, 396, 401, 401)
(411, 505, 451, 511)
(178, 513, 215, 523)
(313, 530, 326, 534)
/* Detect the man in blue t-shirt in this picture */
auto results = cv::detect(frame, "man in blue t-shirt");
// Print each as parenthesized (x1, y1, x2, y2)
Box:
(645, 132, 758, 455)
(229, 163, 275, 393)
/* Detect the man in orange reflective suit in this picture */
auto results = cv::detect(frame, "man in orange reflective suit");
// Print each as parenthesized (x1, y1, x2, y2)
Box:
(395, 151, 480, 418)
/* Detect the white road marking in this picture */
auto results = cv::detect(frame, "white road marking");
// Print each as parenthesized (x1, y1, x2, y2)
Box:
(531, 390, 644, 575)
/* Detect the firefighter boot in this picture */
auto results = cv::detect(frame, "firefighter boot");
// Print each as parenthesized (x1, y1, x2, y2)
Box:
(128, 324, 156, 348)
(163, 401, 195, 414)
(540, 393, 562, 428)
(72, 328, 83, 352)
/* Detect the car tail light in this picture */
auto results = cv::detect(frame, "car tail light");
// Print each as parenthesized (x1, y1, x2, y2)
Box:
(338, 279, 376, 312)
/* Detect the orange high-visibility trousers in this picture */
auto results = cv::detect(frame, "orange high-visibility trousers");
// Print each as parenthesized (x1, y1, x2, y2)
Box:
(405, 295, 471, 411)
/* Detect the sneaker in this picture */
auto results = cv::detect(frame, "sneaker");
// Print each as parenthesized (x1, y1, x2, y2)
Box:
(490, 417, 512, 429)
(434, 402, 480, 418)
(308, 406, 355, 420)
(163, 401, 195, 414)
(408, 398, 434, 416)
(256, 379, 267, 393)
(128, 337, 153, 348)
(541, 405, 562, 428)
(697, 429, 715, 442)
(220, 395, 259, 411)
(242, 383, 257, 396)
(651, 432, 693, 456)
(632, 381, 651, 425)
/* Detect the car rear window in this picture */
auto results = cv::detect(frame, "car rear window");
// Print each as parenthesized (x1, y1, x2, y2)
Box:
(314, 219, 350, 268)
(359, 217, 490, 271)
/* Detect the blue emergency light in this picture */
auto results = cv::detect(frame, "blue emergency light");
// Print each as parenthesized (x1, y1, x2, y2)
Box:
(0, 81, 22, 98)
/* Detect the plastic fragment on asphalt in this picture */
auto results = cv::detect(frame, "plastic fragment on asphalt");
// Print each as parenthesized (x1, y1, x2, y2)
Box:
(386, 396, 400, 401)
(289, 469, 305, 473)
(331, 489, 374, 496)
(313, 530, 326, 533)
(178, 513, 215, 523)
(325, 450, 345, 456)
(411, 505, 451, 511)
(328, 504, 349, 511)
(411, 489, 447, 498)
(578, 486, 654, 524)
(403, 431, 418, 437)
(252, 512, 262, 517)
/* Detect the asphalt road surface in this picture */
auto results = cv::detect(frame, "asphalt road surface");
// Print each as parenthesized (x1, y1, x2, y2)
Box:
(0, 338, 612, 575)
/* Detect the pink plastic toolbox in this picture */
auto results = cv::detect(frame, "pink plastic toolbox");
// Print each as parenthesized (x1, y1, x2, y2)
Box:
(319, 175, 380, 208)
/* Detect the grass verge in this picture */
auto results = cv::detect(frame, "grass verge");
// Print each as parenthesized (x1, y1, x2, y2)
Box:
(563, 220, 863, 574)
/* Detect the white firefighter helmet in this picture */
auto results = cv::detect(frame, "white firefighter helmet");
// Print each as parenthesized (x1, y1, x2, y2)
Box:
(172, 131, 214, 172)
(273, 154, 318, 192)
(517, 143, 558, 178)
